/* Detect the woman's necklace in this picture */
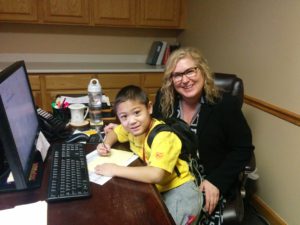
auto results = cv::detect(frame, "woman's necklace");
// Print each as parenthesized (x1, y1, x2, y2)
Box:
(179, 100, 201, 125)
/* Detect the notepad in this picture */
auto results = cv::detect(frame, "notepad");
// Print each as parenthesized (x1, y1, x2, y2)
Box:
(86, 149, 138, 185)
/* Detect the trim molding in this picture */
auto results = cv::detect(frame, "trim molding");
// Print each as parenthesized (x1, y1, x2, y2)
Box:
(251, 194, 287, 225)
(244, 95, 300, 126)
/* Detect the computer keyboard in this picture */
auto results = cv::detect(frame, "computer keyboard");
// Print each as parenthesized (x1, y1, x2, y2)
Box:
(47, 143, 91, 202)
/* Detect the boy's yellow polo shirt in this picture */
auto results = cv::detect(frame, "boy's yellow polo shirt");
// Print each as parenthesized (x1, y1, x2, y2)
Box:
(114, 119, 195, 192)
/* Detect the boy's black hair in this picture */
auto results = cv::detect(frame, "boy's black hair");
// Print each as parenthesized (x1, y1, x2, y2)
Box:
(114, 85, 149, 112)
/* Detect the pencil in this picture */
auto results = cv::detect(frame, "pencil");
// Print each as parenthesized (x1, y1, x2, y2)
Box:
(96, 126, 108, 151)
(60, 97, 66, 108)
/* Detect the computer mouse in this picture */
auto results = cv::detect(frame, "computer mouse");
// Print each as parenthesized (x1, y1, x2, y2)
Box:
(65, 133, 89, 143)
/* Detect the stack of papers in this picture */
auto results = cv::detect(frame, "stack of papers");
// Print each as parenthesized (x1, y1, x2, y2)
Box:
(58, 95, 111, 106)
(0, 201, 47, 225)
(86, 149, 138, 185)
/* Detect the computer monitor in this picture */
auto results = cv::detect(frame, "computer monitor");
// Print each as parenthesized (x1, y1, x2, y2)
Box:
(0, 61, 43, 191)
(0, 139, 8, 177)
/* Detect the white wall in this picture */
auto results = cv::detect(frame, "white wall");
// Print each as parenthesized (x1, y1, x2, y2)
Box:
(179, 1, 300, 224)
(0, 23, 178, 55)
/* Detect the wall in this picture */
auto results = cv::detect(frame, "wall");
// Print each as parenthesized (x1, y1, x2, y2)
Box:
(0, 23, 178, 56)
(179, 1, 300, 224)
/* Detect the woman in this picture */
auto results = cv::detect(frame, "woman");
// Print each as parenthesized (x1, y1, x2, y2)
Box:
(152, 47, 254, 217)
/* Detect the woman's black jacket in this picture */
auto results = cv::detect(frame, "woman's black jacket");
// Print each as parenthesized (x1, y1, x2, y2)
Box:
(152, 91, 254, 198)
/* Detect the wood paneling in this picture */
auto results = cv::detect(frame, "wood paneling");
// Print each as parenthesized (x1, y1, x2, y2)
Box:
(244, 95, 300, 126)
(0, 0, 38, 21)
(0, 0, 186, 28)
(96, 73, 140, 88)
(42, 0, 90, 24)
(30, 72, 163, 112)
(251, 195, 288, 225)
(143, 72, 163, 87)
(93, 0, 136, 26)
(44, 74, 94, 89)
(138, 0, 181, 27)
(28, 75, 40, 90)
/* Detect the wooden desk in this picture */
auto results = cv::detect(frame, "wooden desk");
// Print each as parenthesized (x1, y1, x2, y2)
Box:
(0, 144, 175, 225)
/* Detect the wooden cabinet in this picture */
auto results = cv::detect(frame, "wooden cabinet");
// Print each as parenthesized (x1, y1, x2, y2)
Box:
(0, 0, 186, 29)
(92, 0, 185, 28)
(143, 72, 163, 103)
(96, 72, 162, 105)
(93, 0, 136, 27)
(96, 73, 141, 101)
(29, 72, 163, 112)
(42, 0, 90, 25)
(0, 0, 38, 22)
(43, 74, 94, 111)
(28, 74, 42, 107)
(137, 0, 182, 28)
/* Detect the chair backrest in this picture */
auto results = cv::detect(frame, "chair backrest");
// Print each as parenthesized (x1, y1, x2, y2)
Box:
(214, 73, 244, 108)
(213, 73, 251, 225)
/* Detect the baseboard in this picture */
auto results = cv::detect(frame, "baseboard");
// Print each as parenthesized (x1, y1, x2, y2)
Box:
(250, 194, 287, 225)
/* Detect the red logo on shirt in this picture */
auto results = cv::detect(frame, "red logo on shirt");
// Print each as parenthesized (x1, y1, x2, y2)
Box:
(155, 152, 164, 159)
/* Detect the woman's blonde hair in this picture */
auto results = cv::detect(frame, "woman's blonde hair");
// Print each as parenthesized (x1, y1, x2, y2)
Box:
(160, 47, 220, 117)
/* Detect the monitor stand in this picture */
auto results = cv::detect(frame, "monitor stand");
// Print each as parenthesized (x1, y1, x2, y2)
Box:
(0, 151, 44, 192)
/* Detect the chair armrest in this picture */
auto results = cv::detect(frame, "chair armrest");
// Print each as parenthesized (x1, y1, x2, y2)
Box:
(223, 186, 244, 225)
(239, 151, 256, 199)
(223, 153, 256, 225)
(244, 151, 256, 173)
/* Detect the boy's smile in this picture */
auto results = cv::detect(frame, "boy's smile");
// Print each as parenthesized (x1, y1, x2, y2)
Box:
(116, 100, 153, 136)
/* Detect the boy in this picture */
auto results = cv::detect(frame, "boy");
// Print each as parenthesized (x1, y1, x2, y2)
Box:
(95, 85, 202, 225)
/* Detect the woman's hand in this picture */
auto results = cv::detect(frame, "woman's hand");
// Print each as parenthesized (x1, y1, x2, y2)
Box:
(97, 143, 111, 156)
(94, 163, 118, 177)
(104, 123, 118, 134)
(199, 179, 220, 214)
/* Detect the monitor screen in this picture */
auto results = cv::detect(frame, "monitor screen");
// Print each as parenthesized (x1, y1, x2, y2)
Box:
(0, 61, 40, 190)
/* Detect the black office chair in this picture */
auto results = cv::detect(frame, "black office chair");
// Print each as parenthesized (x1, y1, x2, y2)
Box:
(213, 73, 256, 225)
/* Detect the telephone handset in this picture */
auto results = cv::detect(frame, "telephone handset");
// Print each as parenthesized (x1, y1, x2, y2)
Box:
(37, 108, 71, 141)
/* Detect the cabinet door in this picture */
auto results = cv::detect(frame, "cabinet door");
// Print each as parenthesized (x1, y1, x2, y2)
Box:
(142, 72, 163, 104)
(0, 0, 38, 22)
(139, 0, 180, 27)
(29, 75, 42, 107)
(42, 0, 90, 24)
(138, 0, 181, 28)
(45, 74, 93, 90)
(93, 0, 136, 26)
(96, 73, 141, 103)
(44, 74, 94, 111)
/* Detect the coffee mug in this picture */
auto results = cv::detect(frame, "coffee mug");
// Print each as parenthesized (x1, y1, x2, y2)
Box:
(68, 103, 89, 125)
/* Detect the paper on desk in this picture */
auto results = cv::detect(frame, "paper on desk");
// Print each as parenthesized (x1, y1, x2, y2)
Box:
(86, 149, 138, 185)
(59, 95, 111, 106)
(0, 201, 47, 225)
(36, 131, 50, 161)
(60, 95, 89, 104)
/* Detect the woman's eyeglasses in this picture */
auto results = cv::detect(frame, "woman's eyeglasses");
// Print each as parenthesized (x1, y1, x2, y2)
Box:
(171, 67, 198, 83)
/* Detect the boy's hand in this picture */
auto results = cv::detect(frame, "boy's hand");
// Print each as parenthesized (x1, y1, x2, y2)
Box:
(94, 163, 118, 177)
(97, 143, 111, 156)
(104, 123, 118, 134)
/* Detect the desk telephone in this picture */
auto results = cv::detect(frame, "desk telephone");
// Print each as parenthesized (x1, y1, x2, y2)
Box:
(37, 108, 71, 141)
